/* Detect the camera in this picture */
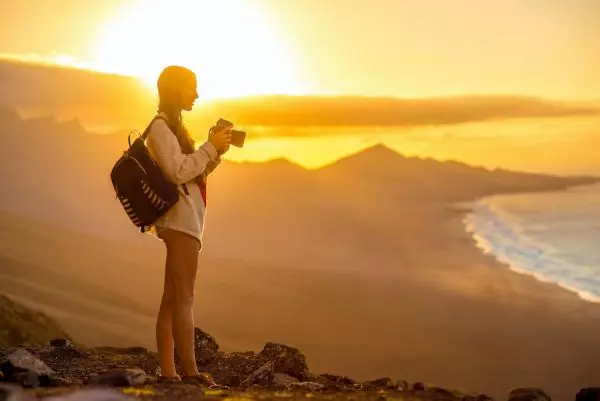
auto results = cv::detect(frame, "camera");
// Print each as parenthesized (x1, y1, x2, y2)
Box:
(211, 118, 246, 148)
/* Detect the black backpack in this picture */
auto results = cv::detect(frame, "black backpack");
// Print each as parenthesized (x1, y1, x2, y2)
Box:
(110, 116, 180, 232)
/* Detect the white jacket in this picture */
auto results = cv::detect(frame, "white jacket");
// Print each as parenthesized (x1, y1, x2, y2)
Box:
(144, 115, 220, 248)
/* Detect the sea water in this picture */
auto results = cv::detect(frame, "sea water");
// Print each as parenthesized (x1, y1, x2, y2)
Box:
(464, 183, 600, 302)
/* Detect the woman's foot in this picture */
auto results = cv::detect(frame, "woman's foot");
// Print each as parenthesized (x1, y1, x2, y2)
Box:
(180, 372, 217, 387)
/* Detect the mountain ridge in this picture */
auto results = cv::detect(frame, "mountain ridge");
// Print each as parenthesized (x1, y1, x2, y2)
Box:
(1, 104, 597, 182)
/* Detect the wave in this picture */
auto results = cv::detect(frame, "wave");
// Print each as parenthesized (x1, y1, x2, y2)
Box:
(463, 199, 600, 303)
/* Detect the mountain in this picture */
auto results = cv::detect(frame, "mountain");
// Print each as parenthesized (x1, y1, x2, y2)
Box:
(1, 106, 597, 246)
(317, 143, 596, 202)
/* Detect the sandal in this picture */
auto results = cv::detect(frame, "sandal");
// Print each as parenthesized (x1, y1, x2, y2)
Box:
(157, 375, 181, 384)
(180, 372, 217, 387)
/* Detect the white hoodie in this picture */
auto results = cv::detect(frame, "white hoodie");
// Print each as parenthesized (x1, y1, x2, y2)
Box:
(144, 115, 220, 248)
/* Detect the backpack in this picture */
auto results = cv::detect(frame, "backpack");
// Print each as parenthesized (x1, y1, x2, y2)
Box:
(110, 116, 180, 232)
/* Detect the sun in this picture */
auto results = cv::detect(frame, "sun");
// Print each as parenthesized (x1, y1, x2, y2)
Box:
(93, 0, 304, 99)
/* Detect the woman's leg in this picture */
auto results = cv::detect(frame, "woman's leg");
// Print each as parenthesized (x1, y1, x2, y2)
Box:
(160, 229, 201, 376)
(156, 248, 178, 378)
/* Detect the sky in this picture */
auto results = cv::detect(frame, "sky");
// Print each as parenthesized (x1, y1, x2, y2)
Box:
(1, 0, 599, 174)
(1, 0, 599, 100)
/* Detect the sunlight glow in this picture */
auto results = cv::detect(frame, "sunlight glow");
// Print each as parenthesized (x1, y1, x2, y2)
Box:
(93, 0, 305, 99)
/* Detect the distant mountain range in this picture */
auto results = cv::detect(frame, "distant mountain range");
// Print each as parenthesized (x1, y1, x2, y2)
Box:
(1, 105, 596, 252)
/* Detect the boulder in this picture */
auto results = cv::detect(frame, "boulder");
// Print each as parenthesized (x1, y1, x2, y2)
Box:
(508, 388, 551, 401)
(395, 380, 409, 391)
(194, 328, 219, 365)
(87, 368, 147, 387)
(318, 374, 356, 386)
(10, 372, 39, 388)
(364, 377, 395, 390)
(0, 349, 56, 387)
(272, 373, 298, 388)
(49, 339, 71, 348)
(241, 361, 274, 387)
(0, 383, 34, 401)
(257, 342, 309, 380)
(429, 386, 457, 399)
(576, 388, 600, 401)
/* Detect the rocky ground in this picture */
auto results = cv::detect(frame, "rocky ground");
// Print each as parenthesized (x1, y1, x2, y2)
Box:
(1, 328, 598, 401)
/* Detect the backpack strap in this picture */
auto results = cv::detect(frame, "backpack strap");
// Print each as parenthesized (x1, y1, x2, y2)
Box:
(141, 113, 190, 196)
(141, 115, 168, 141)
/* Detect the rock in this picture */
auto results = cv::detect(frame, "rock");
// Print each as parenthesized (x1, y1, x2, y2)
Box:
(429, 387, 457, 398)
(231, 351, 255, 357)
(49, 339, 71, 348)
(272, 373, 298, 387)
(508, 388, 551, 401)
(87, 368, 147, 387)
(194, 327, 219, 365)
(395, 380, 409, 391)
(10, 372, 39, 388)
(0, 349, 55, 386)
(122, 347, 149, 356)
(314, 374, 355, 392)
(0, 383, 34, 401)
(241, 361, 275, 387)
(258, 343, 309, 380)
(46, 376, 74, 387)
(413, 382, 427, 391)
(291, 382, 325, 392)
(476, 394, 494, 401)
(364, 378, 394, 390)
(1, 349, 55, 376)
(319, 374, 356, 386)
(577, 388, 600, 401)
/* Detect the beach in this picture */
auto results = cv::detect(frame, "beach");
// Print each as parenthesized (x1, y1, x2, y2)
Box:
(1, 188, 600, 401)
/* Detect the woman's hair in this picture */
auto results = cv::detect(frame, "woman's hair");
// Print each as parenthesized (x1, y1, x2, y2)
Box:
(157, 65, 196, 154)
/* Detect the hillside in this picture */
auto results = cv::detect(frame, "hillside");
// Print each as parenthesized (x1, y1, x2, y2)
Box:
(0, 294, 71, 347)
(0, 296, 591, 401)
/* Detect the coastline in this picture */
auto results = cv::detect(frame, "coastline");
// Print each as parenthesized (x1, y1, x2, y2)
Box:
(459, 182, 600, 305)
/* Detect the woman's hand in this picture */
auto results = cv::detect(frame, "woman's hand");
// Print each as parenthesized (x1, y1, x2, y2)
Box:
(208, 126, 231, 154)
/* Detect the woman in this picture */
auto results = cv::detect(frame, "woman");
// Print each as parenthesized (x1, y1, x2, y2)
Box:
(144, 65, 231, 382)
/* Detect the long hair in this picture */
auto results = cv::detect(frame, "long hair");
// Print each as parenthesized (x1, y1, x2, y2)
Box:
(156, 65, 196, 154)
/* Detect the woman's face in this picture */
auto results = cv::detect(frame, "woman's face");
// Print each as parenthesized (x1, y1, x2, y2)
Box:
(180, 76, 198, 111)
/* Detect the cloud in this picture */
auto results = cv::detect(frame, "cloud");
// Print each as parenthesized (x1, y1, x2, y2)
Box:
(197, 95, 599, 127)
(0, 58, 598, 133)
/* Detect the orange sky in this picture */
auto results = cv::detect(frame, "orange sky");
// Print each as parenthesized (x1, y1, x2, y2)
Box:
(1, 0, 599, 174)
(2, 0, 599, 100)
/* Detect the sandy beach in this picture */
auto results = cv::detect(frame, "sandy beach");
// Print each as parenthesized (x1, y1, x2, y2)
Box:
(1, 194, 600, 401)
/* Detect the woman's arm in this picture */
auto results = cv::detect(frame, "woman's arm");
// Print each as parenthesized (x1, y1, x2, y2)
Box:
(146, 119, 218, 185)
(204, 156, 222, 176)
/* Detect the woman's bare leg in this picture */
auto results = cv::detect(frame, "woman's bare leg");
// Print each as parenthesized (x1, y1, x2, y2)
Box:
(160, 229, 201, 377)
(156, 249, 178, 378)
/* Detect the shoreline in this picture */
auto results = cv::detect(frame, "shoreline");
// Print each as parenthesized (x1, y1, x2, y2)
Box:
(458, 182, 600, 305)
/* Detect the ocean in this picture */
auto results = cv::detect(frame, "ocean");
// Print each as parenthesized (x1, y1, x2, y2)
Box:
(464, 183, 600, 302)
